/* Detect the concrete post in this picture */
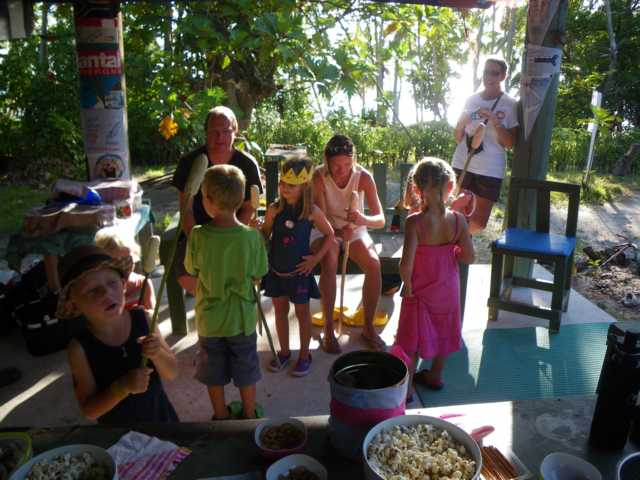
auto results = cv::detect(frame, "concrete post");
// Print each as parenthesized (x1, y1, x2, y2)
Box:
(511, 0, 569, 276)
(74, 0, 131, 181)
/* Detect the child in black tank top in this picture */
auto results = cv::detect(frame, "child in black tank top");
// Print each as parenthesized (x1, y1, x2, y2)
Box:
(57, 245, 178, 424)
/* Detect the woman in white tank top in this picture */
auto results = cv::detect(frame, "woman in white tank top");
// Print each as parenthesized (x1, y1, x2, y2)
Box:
(311, 135, 386, 353)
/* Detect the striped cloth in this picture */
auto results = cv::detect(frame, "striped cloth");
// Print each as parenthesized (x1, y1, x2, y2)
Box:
(108, 431, 190, 480)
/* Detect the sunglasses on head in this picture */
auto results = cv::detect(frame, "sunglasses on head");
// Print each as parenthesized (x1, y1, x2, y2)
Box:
(326, 144, 354, 157)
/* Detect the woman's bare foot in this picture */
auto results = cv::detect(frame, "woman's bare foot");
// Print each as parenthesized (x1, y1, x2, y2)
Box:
(361, 330, 386, 351)
(321, 331, 341, 354)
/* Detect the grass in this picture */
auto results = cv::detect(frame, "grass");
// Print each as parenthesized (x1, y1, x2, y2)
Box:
(547, 170, 636, 205)
(0, 186, 50, 233)
(156, 213, 175, 233)
(131, 164, 173, 183)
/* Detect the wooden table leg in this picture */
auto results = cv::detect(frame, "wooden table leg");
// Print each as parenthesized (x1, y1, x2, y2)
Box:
(43, 254, 61, 292)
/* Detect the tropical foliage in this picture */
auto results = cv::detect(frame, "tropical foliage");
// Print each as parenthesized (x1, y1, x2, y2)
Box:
(1, 0, 639, 182)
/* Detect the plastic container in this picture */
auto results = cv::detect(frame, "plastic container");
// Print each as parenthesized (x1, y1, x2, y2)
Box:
(540, 452, 602, 480)
(9, 444, 116, 480)
(589, 322, 640, 450)
(0, 432, 32, 478)
(254, 417, 307, 460)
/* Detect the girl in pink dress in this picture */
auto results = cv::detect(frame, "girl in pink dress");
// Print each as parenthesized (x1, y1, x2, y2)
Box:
(394, 157, 474, 396)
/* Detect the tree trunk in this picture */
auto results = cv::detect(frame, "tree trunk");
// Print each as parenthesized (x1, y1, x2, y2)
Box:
(504, 7, 518, 93)
(311, 82, 325, 120)
(163, 3, 172, 54)
(602, 0, 618, 96)
(375, 19, 386, 124)
(392, 59, 400, 124)
(490, 4, 497, 53)
(39, 2, 49, 74)
(612, 143, 640, 176)
(222, 80, 256, 132)
(472, 11, 484, 91)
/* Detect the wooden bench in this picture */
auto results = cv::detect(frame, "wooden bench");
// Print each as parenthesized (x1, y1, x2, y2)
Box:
(159, 161, 469, 333)
(159, 162, 412, 334)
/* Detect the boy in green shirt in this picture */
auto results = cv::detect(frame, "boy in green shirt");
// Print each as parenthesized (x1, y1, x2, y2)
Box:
(185, 164, 268, 420)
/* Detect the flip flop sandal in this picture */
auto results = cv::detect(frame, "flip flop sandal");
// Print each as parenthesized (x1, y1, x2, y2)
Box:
(226, 401, 265, 419)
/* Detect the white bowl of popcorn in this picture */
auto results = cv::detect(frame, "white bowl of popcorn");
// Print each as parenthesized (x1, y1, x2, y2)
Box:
(9, 444, 116, 480)
(362, 414, 482, 480)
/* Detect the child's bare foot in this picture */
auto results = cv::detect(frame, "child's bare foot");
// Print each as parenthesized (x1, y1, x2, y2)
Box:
(415, 369, 444, 390)
(211, 410, 230, 421)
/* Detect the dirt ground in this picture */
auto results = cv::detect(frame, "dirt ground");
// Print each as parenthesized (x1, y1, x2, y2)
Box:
(473, 202, 640, 322)
(573, 258, 640, 321)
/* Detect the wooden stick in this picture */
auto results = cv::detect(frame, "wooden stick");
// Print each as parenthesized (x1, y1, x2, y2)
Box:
(250, 185, 262, 336)
(453, 122, 486, 198)
(253, 283, 279, 366)
(339, 240, 350, 336)
(481, 446, 518, 480)
(338, 191, 359, 336)
(142, 154, 208, 367)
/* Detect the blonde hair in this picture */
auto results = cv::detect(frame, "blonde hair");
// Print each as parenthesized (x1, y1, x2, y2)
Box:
(400, 170, 421, 211)
(202, 164, 246, 212)
(95, 227, 140, 261)
(411, 157, 456, 213)
(275, 157, 314, 220)
(205, 106, 238, 133)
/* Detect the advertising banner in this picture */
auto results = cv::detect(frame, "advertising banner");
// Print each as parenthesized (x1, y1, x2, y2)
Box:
(75, 13, 130, 180)
(520, 44, 563, 139)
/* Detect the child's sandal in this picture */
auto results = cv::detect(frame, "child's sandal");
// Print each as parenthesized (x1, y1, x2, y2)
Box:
(291, 354, 312, 377)
(268, 352, 291, 372)
(226, 401, 265, 419)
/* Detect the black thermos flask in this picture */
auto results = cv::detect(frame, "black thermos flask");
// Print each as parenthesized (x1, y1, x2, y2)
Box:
(589, 322, 640, 450)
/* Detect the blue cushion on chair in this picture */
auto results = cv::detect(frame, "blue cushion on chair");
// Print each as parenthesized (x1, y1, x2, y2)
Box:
(494, 228, 576, 257)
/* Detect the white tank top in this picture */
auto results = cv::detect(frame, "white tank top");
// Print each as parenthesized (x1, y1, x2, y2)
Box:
(318, 164, 366, 236)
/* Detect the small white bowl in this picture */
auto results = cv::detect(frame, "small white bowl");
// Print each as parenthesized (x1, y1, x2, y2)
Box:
(254, 417, 307, 460)
(540, 452, 602, 480)
(266, 453, 328, 480)
(9, 444, 117, 480)
(617, 452, 640, 480)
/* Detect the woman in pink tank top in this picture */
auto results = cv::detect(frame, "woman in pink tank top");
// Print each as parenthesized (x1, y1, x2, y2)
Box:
(311, 135, 386, 353)
(394, 157, 474, 399)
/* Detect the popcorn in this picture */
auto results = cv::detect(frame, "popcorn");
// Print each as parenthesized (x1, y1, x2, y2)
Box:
(367, 423, 477, 480)
(26, 451, 111, 480)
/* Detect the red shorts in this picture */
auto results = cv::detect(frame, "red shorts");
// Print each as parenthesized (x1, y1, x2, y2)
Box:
(453, 168, 502, 203)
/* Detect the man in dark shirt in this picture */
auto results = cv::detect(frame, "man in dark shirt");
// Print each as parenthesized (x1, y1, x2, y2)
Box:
(173, 106, 262, 294)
